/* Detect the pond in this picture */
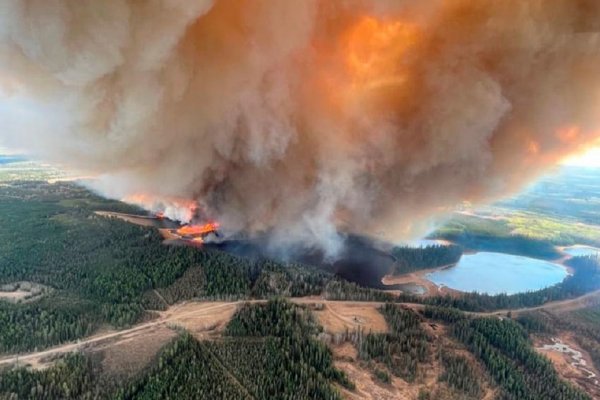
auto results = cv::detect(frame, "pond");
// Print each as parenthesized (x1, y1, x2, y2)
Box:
(562, 245, 600, 258)
(426, 252, 568, 295)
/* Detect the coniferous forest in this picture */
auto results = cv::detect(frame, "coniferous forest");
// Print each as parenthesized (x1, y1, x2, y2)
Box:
(0, 181, 598, 399)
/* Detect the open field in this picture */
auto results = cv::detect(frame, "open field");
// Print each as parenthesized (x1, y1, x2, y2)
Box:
(3, 290, 600, 371)
(313, 302, 388, 334)
(0, 281, 50, 304)
(0, 301, 243, 370)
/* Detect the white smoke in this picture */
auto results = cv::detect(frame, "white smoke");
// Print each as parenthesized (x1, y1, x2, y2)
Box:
(1, 0, 600, 256)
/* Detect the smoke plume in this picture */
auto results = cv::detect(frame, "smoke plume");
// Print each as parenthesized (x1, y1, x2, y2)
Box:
(1, 0, 600, 255)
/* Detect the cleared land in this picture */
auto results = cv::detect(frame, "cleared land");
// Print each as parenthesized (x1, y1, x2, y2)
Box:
(0, 301, 242, 370)
(535, 334, 600, 398)
(313, 302, 388, 334)
(0, 281, 49, 304)
(3, 291, 600, 371)
(93, 211, 157, 227)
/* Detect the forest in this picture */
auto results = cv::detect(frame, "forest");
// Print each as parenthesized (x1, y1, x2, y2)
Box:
(355, 304, 430, 382)
(391, 245, 463, 274)
(432, 213, 561, 260)
(424, 306, 590, 400)
(2, 178, 598, 357)
(517, 304, 600, 374)
(0, 182, 333, 353)
(0, 300, 349, 400)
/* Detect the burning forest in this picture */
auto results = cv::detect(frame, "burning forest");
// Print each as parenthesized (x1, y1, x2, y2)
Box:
(1, 0, 600, 255)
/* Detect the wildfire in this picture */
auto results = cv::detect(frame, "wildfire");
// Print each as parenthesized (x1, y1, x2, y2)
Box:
(176, 222, 220, 237)
(344, 16, 419, 92)
(122, 193, 197, 223)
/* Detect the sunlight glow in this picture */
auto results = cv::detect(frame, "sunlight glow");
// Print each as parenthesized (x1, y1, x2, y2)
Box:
(562, 146, 600, 167)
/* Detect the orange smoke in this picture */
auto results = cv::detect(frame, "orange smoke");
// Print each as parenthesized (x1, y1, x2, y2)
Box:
(344, 16, 419, 93)
(3, 0, 600, 254)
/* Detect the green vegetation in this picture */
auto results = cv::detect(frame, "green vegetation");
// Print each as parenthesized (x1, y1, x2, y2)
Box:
(116, 334, 252, 400)
(122, 299, 349, 400)
(498, 166, 600, 231)
(224, 298, 352, 397)
(0, 181, 334, 354)
(515, 312, 555, 335)
(438, 350, 482, 398)
(424, 306, 589, 400)
(0, 298, 97, 353)
(453, 317, 589, 400)
(0, 353, 101, 400)
(391, 245, 463, 274)
(373, 368, 391, 384)
(324, 280, 395, 302)
(357, 304, 430, 382)
(545, 304, 600, 372)
(432, 214, 561, 259)
(0, 160, 67, 183)
(1, 300, 351, 400)
(507, 213, 600, 247)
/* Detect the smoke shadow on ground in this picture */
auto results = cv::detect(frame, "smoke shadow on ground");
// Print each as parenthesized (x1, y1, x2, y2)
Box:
(207, 234, 402, 290)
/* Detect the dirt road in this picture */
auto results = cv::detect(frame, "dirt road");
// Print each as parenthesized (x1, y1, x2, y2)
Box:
(1, 291, 599, 369)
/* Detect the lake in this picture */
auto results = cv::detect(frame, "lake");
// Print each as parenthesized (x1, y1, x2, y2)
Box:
(426, 252, 568, 295)
(563, 245, 600, 258)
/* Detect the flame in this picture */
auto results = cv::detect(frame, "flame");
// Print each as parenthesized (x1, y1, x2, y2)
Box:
(344, 16, 419, 92)
(176, 222, 220, 236)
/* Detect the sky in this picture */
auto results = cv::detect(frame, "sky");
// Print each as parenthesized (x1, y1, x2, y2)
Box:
(562, 146, 600, 167)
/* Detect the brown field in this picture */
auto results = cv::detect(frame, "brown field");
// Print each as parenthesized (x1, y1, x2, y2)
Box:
(94, 211, 157, 227)
(96, 325, 177, 380)
(0, 301, 245, 371)
(535, 333, 600, 398)
(312, 302, 388, 334)
(2, 293, 600, 398)
(333, 319, 496, 400)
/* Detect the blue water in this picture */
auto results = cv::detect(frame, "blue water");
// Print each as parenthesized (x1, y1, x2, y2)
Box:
(563, 246, 600, 257)
(426, 252, 568, 295)
(0, 155, 26, 165)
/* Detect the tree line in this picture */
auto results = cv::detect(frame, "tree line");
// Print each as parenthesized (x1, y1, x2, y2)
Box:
(391, 245, 462, 274)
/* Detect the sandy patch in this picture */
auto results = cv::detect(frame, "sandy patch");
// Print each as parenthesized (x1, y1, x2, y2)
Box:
(382, 268, 462, 297)
(0, 281, 50, 303)
(163, 301, 240, 338)
(313, 302, 388, 335)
